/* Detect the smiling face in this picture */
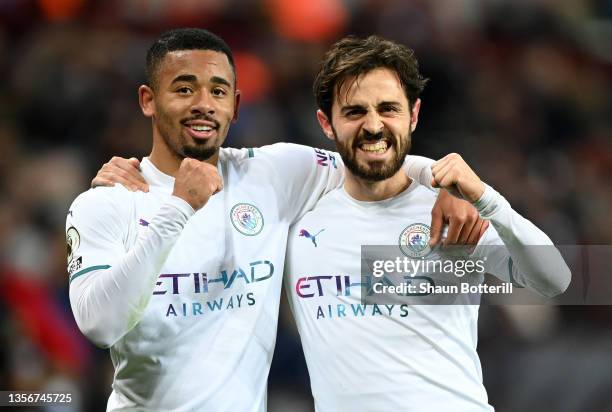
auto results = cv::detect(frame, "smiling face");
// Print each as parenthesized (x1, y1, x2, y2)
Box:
(317, 67, 420, 181)
(140, 49, 240, 167)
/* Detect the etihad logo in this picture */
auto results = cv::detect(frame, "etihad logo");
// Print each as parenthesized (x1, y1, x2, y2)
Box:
(295, 274, 433, 299)
(155, 260, 274, 317)
(299, 228, 325, 247)
(153, 260, 274, 296)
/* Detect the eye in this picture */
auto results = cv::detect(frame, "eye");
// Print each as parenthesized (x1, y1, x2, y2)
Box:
(380, 105, 399, 113)
(345, 109, 365, 118)
(176, 86, 193, 95)
(212, 87, 227, 97)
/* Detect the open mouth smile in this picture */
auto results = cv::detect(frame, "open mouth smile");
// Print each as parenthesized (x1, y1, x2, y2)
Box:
(183, 120, 219, 140)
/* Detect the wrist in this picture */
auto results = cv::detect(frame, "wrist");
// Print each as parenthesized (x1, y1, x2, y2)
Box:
(469, 181, 485, 203)
(472, 183, 509, 219)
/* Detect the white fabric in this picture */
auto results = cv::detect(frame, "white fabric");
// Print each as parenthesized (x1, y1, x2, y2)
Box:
(473, 183, 571, 297)
(66, 143, 436, 411)
(285, 181, 570, 412)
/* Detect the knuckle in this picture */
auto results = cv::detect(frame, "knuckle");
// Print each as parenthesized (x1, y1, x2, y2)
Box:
(452, 213, 465, 222)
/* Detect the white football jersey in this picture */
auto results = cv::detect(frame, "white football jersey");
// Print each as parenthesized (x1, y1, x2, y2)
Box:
(285, 181, 569, 412)
(67, 144, 345, 411)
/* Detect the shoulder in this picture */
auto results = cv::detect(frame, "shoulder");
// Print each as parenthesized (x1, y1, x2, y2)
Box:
(222, 143, 330, 173)
(220, 145, 313, 168)
(222, 143, 316, 160)
(251, 143, 337, 164)
(69, 185, 133, 222)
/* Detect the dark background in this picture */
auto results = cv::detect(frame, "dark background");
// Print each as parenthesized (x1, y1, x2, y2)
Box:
(1, 0, 611, 411)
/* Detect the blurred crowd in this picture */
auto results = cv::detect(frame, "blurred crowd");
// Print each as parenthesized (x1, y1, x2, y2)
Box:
(1, 0, 611, 411)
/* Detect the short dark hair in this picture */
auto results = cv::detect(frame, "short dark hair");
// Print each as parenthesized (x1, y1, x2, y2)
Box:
(145, 28, 235, 89)
(313, 35, 428, 118)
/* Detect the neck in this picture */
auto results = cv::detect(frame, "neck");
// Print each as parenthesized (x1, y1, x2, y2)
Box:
(344, 170, 412, 201)
(149, 134, 219, 177)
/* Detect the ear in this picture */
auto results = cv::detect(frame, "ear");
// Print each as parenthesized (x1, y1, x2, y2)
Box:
(139, 85, 155, 117)
(410, 98, 421, 132)
(316, 109, 335, 141)
(232, 89, 241, 123)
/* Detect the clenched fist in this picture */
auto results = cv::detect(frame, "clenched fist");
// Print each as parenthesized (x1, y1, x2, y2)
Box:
(173, 158, 223, 210)
(431, 153, 485, 203)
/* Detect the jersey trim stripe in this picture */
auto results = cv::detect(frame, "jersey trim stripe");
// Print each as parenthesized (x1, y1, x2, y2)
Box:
(248, 148, 255, 158)
(69, 265, 111, 284)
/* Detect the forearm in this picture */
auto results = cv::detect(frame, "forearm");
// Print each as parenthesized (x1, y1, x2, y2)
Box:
(69, 196, 194, 347)
(474, 184, 571, 297)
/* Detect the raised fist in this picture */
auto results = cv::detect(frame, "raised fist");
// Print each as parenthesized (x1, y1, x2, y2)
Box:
(431, 153, 485, 203)
(172, 158, 223, 210)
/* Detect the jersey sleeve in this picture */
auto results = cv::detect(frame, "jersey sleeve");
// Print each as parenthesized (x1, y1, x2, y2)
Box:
(254, 143, 438, 222)
(402, 155, 436, 191)
(66, 187, 194, 348)
(472, 184, 571, 297)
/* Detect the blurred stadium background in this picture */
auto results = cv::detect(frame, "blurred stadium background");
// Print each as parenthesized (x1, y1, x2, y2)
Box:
(1, 0, 612, 411)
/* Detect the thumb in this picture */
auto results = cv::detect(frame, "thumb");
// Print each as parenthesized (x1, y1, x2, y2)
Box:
(429, 208, 443, 246)
(431, 177, 439, 188)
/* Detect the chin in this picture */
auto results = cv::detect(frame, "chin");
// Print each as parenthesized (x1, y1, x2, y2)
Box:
(182, 145, 218, 161)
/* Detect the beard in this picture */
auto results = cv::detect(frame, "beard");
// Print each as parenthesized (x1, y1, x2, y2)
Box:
(156, 107, 222, 162)
(334, 127, 412, 182)
(182, 144, 218, 162)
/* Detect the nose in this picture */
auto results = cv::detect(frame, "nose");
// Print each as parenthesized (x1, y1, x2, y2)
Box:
(362, 111, 383, 135)
(191, 91, 215, 115)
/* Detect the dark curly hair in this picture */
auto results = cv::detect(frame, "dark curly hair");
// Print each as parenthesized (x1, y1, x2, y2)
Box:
(313, 35, 428, 118)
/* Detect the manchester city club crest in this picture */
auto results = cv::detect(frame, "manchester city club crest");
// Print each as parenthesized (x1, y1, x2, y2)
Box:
(230, 203, 264, 236)
(399, 223, 431, 258)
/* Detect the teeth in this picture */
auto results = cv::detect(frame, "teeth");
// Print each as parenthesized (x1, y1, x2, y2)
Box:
(190, 125, 212, 132)
(360, 140, 388, 153)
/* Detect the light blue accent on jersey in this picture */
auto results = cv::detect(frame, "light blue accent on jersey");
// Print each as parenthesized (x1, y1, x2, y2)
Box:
(70, 265, 111, 284)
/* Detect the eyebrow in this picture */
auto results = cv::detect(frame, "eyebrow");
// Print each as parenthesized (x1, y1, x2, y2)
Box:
(210, 76, 231, 88)
(340, 101, 401, 112)
(340, 104, 366, 113)
(170, 74, 198, 85)
(377, 101, 401, 107)
(170, 74, 232, 89)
